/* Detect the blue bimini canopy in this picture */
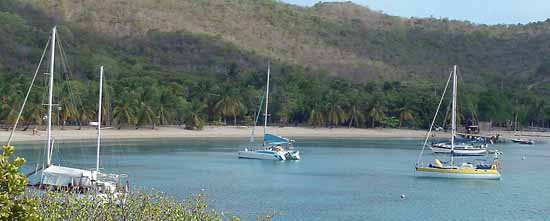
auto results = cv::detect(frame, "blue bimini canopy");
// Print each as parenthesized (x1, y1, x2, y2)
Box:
(264, 133, 290, 145)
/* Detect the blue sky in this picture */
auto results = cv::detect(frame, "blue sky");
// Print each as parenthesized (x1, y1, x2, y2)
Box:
(281, 0, 550, 25)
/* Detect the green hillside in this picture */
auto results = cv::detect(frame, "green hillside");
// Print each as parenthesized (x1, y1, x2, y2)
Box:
(19, 0, 550, 84)
(1, 0, 550, 130)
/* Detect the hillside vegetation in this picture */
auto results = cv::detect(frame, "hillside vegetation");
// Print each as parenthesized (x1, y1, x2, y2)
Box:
(19, 0, 550, 84)
(0, 0, 550, 130)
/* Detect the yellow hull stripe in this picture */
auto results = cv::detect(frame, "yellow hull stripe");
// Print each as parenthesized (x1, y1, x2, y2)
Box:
(416, 167, 499, 175)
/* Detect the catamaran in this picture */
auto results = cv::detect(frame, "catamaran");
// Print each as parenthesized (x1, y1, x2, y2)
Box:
(238, 64, 300, 161)
(415, 65, 501, 179)
(7, 27, 128, 194)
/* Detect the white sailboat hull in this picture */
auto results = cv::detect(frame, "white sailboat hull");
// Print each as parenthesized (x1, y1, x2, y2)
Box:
(430, 143, 487, 156)
(430, 146, 487, 156)
(415, 170, 501, 179)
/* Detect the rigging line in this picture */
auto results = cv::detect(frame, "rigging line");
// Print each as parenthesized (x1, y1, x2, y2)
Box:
(416, 70, 453, 166)
(57, 36, 86, 127)
(6, 36, 51, 146)
(442, 96, 451, 129)
(250, 92, 265, 143)
(57, 38, 78, 115)
(57, 37, 92, 165)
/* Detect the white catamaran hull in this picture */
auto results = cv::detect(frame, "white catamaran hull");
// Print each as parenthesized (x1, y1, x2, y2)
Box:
(238, 150, 286, 160)
(415, 170, 501, 179)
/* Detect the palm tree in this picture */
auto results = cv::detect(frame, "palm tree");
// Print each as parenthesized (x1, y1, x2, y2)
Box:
(112, 89, 137, 129)
(325, 91, 347, 128)
(368, 94, 387, 128)
(308, 109, 325, 128)
(398, 107, 414, 128)
(215, 91, 245, 126)
(173, 97, 189, 126)
(58, 83, 79, 130)
(368, 106, 386, 128)
(192, 80, 218, 122)
(157, 89, 176, 126)
(186, 99, 207, 130)
(130, 85, 160, 129)
(346, 93, 365, 128)
(23, 102, 45, 127)
(327, 105, 346, 128)
(137, 101, 156, 129)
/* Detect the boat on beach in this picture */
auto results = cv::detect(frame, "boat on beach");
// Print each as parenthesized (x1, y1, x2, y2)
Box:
(9, 27, 128, 195)
(238, 64, 300, 161)
(415, 65, 501, 180)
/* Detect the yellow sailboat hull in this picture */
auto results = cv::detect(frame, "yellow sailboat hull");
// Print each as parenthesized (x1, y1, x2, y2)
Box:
(415, 166, 501, 180)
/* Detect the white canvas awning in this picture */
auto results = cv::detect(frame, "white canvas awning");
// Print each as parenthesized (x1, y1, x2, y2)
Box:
(42, 165, 93, 187)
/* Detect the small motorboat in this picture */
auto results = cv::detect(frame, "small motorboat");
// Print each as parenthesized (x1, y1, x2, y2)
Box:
(511, 138, 534, 145)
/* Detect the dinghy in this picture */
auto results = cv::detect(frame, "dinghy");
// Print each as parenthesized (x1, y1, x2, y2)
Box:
(511, 138, 534, 145)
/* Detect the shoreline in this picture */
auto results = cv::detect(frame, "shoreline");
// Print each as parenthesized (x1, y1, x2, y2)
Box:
(1, 126, 547, 144)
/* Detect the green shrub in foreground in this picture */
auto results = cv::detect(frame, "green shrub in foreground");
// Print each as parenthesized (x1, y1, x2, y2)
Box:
(29, 190, 240, 221)
(0, 145, 39, 220)
(2, 145, 240, 220)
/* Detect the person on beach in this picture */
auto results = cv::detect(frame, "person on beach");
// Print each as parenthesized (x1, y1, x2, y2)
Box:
(32, 127, 38, 136)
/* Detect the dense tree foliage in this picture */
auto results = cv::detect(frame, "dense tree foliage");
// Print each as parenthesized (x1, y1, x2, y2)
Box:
(1, 1, 550, 131)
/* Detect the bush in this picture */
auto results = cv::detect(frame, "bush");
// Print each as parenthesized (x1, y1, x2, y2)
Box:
(1, 145, 239, 220)
(30, 190, 240, 221)
(0, 145, 39, 220)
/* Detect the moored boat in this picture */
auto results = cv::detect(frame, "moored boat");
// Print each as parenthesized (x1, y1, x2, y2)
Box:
(511, 138, 534, 145)
(237, 64, 300, 161)
(415, 65, 501, 180)
(430, 141, 488, 156)
(416, 159, 501, 179)
(8, 27, 129, 195)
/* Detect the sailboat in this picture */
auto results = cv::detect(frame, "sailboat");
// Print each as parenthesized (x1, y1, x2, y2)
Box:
(415, 65, 501, 179)
(8, 27, 128, 194)
(238, 64, 300, 161)
(429, 140, 488, 156)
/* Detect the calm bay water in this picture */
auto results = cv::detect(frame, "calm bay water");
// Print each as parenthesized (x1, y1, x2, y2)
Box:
(14, 138, 550, 220)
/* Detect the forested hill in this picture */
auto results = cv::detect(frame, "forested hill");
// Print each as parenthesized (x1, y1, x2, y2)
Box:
(1, 0, 550, 130)
(15, 0, 550, 85)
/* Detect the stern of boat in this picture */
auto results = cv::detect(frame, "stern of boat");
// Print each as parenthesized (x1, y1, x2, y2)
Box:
(285, 150, 300, 160)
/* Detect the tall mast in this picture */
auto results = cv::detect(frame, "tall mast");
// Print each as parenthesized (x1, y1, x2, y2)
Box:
(263, 63, 270, 146)
(46, 26, 56, 166)
(96, 66, 104, 172)
(451, 65, 457, 164)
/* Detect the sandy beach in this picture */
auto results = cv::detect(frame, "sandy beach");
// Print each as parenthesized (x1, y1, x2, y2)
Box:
(1, 126, 547, 144)
(1, 126, 430, 143)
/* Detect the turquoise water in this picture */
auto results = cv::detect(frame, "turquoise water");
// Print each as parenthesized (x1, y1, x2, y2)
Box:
(15, 138, 550, 220)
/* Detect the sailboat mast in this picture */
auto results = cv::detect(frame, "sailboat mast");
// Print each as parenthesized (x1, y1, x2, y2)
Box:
(46, 26, 56, 166)
(451, 65, 457, 164)
(263, 63, 270, 145)
(96, 66, 103, 172)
